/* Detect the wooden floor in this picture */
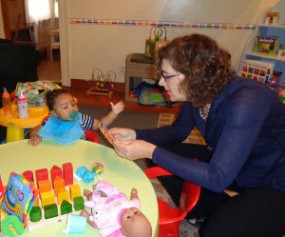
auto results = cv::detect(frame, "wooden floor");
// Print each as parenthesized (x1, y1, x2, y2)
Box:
(37, 56, 181, 114)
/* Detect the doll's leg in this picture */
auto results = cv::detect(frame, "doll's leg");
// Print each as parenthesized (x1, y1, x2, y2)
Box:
(80, 209, 98, 229)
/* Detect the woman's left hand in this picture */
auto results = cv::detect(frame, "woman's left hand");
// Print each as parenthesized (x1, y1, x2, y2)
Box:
(112, 139, 156, 161)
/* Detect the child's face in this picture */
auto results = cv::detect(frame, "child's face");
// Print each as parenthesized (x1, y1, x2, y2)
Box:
(121, 207, 152, 237)
(51, 93, 79, 121)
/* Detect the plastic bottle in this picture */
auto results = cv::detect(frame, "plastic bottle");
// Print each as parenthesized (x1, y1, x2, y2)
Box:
(2, 87, 13, 117)
(17, 91, 29, 118)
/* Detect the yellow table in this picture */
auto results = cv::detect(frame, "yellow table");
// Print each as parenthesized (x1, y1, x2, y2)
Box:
(0, 106, 49, 143)
(0, 139, 158, 237)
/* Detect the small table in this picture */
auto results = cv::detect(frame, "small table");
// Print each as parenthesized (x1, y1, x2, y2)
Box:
(0, 106, 49, 143)
(0, 139, 158, 236)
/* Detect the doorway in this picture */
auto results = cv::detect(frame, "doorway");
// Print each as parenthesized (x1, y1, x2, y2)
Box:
(0, 0, 61, 83)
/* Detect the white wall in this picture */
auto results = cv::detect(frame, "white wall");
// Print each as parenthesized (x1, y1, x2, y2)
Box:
(0, 0, 279, 85)
(60, 0, 279, 86)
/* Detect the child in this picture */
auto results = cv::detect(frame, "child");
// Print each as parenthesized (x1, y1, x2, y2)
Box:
(28, 89, 124, 146)
(80, 180, 152, 237)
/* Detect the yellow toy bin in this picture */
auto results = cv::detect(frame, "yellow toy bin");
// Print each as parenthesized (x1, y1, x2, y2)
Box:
(0, 104, 49, 143)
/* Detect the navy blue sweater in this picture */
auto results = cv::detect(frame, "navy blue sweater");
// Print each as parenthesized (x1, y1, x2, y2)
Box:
(136, 78, 285, 193)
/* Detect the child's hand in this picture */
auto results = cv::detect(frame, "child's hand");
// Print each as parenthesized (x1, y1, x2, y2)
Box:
(110, 101, 124, 115)
(28, 134, 42, 146)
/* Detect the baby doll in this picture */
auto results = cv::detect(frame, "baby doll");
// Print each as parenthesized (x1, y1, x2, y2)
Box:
(80, 180, 152, 237)
(28, 89, 124, 146)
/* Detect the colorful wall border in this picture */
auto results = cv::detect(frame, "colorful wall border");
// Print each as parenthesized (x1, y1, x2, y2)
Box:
(69, 18, 256, 30)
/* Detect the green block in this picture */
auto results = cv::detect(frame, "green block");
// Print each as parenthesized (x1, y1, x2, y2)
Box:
(30, 206, 42, 222)
(61, 200, 73, 215)
(44, 203, 58, 219)
(73, 196, 84, 211)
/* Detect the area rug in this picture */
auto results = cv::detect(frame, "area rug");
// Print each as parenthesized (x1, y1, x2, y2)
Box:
(79, 104, 159, 147)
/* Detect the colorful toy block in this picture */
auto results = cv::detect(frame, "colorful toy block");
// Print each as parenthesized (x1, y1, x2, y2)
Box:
(33, 196, 40, 206)
(22, 170, 34, 182)
(50, 165, 63, 188)
(60, 200, 73, 215)
(35, 168, 49, 186)
(53, 176, 65, 196)
(2, 215, 25, 237)
(57, 187, 69, 206)
(69, 183, 81, 200)
(38, 179, 52, 193)
(30, 206, 42, 222)
(63, 162, 73, 185)
(44, 203, 58, 219)
(41, 190, 55, 207)
(73, 196, 85, 211)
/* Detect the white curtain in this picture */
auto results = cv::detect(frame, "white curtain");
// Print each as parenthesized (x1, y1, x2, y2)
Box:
(25, 0, 53, 24)
(24, 0, 58, 49)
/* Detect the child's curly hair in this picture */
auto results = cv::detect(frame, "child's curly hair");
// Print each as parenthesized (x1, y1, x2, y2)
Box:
(45, 89, 71, 110)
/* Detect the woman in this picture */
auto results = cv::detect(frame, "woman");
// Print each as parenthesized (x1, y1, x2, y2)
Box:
(109, 34, 285, 237)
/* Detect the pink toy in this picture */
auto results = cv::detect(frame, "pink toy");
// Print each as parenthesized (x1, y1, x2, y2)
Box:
(81, 180, 152, 237)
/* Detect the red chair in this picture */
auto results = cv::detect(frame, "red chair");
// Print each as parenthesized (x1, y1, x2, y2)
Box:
(144, 166, 201, 237)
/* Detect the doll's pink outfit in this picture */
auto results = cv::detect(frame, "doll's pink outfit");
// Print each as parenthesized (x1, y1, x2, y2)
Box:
(84, 180, 140, 237)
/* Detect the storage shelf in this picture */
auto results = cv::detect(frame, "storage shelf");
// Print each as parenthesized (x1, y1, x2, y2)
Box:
(245, 52, 285, 62)
(239, 0, 285, 84)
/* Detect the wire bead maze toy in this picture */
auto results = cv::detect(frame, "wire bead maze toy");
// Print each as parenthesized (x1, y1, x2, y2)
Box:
(86, 68, 116, 98)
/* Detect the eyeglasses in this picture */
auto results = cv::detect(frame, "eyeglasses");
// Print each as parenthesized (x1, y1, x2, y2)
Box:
(161, 73, 182, 81)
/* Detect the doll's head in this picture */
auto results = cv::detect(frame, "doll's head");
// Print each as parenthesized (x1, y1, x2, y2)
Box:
(120, 207, 152, 237)
(46, 89, 79, 121)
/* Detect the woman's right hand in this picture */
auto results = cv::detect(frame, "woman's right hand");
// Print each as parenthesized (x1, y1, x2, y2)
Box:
(108, 127, 136, 141)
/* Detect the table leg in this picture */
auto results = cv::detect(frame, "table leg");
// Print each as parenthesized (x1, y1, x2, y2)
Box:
(6, 127, 24, 143)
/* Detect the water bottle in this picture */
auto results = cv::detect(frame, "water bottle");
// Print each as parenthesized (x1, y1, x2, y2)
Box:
(2, 87, 13, 117)
(17, 91, 29, 118)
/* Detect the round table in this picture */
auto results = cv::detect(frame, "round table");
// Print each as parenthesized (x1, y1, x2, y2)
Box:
(0, 106, 49, 143)
(0, 139, 158, 237)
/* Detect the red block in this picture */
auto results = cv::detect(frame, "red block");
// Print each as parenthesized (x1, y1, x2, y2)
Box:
(22, 170, 34, 182)
(50, 165, 63, 188)
(63, 162, 73, 185)
(35, 168, 49, 186)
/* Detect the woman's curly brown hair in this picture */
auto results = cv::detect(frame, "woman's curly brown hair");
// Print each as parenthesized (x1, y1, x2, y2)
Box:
(155, 34, 235, 108)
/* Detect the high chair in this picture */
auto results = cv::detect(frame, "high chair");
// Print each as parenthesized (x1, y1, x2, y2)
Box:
(144, 166, 201, 237)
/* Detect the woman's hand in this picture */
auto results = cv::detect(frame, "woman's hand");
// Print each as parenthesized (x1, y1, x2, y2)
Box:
(108, 127, 136, 141)
(112, 139, 156, 161)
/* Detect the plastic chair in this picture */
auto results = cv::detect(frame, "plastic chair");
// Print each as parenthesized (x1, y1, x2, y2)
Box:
(144, 166, 201, 237)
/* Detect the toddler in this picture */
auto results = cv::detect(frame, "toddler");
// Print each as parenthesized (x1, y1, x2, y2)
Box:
(80, 180, 152, 237)
(28, 89, 124, 146)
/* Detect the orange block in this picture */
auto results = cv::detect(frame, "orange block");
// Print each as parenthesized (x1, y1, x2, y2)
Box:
(53, 176, 65, 196)
(38, 179, 52, 193)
